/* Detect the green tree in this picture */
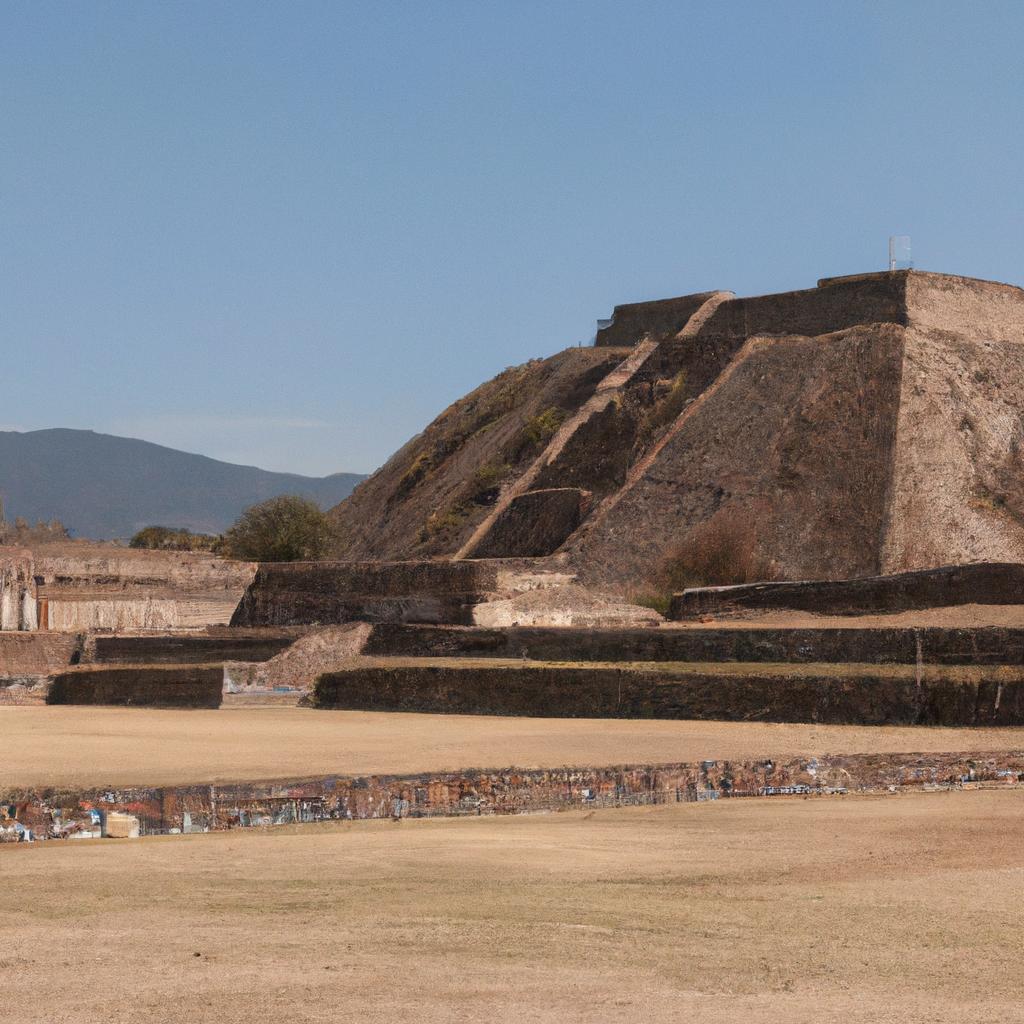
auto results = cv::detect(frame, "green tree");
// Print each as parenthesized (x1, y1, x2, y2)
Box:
(220, 495, 328, 562)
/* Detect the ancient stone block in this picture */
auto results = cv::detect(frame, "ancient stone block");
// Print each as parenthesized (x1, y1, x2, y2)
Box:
(47, 665, 223, 708)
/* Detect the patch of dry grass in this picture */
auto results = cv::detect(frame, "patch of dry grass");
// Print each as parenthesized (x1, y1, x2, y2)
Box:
(4, 705, 1024, 789)
(4, 791, 1024, 1022)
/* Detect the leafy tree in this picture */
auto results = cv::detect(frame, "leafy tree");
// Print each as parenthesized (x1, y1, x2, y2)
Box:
(220, 495, 328, 562)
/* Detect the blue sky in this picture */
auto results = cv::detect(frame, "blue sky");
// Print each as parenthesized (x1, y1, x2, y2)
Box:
(3, 2, 1023, 475)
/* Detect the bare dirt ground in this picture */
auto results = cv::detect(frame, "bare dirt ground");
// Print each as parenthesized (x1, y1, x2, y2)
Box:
(4, 790, 1023, 1023)
(4, 705, 1024, 788)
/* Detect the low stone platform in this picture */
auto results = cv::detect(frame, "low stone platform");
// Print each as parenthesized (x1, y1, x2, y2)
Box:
(229, 559, 574, 626)
(6, 748, 1024, 842)
(88, 628, 303, 665)
(313, 658, 1024, 726)
(363, 622, 1024, 665)
(670, 562, 1024, 619)
(47, 665, 223, 708)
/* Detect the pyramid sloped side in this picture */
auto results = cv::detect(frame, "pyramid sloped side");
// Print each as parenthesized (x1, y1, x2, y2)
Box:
(326, 346, 627, 560)
(570, 324, 906, 589)
(904, 272, 1024, 344)
(880, 326, 1024, 572)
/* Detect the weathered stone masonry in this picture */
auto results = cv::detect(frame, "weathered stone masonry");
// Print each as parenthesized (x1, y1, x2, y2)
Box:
(4, 749, 1023, 842)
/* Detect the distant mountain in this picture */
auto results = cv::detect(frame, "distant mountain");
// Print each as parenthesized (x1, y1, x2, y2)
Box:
(0, 428, 366, 540)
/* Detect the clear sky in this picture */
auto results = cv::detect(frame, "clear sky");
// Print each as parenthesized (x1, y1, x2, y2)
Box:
(3, 2, 1023, 476)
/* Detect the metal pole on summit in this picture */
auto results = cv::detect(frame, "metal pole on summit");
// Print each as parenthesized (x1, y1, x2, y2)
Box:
(889, 236, 912, 271)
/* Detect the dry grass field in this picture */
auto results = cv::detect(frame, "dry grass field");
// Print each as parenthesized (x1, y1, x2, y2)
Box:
(4, 705, 1024, 787)
(4, 790, 1023, 1023)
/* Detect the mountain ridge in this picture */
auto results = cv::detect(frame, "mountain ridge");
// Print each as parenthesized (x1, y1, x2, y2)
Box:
(0, 428, 366, 539)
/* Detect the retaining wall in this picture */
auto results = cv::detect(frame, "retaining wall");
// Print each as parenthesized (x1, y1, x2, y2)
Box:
(670, 562, 1024, 619)
(89, 630, 300, 665)
(468, 489, 589, 559)
(4, 749, 1023, 842)
(693, 272, 908, 342)
(594, 292, 715, 346)
(230, 560, 501, 626)
(47, 665, 223, 708)
(363, 622, 1024, 666)
(313, 661, 1024, 726)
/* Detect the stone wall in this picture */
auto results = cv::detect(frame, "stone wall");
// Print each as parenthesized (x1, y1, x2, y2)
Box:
(47, 665, 223, 708)
(903, 272, 1024, 343)
(571, 324, 906, 585)
(0, 548, 37, 630)
(670, 562, 1024, 619)
(2, 544, 256, 632)
(364, 622, 1024, 666)
(594, 292, 716, 346)
(468, 488, 589, 558)
(88, 629, 300, 665)
(312, 661, 1024, 726)
(230, 560, 566, 627)
(692, 272, 908, 342)
(0, 633, 82, 674)
(5, 750, 1023, 841)
(880, 329, 1024, 573)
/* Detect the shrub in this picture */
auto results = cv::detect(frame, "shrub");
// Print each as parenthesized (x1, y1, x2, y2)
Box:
(658, 513, 772, 591)
(0, 516, 69, 544)
(129, 526, 220, 552)
(638, 370, 689, 444)
(220, 496, 328, 562)
(466, 461, 510, 505)
(513, 406, 566, 459)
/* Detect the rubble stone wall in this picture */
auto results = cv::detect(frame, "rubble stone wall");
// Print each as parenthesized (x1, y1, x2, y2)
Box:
(594, 292, 715, 346)
(313, 661, 1024, 726)
(670, 562, 1024, 619)
(47, 665, 223, 708)
(468, 488, 588, 559)
(89, 630, 299, 665)
(4, 750, 1023, 842)
(230, 560, 527, 626)
(363, 622, 1024, 666)
(693, 272, 908, 342)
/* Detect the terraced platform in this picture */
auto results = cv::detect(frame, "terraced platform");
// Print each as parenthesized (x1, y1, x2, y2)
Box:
(364, 621, 1024, 664)
(313, 657, 1024, 726)
(88, 628, 303, 664)
(47, 664, 223, 708)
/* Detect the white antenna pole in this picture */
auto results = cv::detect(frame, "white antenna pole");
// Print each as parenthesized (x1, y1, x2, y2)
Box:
(889, 235, 912, 271)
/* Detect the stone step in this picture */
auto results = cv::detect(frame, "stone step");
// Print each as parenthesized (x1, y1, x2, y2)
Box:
(312, 657, 1024, 727)
(88, 629, 302, 665)
(362, 622, 1024, 666)
(670, 563, 1024, 619)
(230, 560, 574, 627)
(47, 664, 223, 708)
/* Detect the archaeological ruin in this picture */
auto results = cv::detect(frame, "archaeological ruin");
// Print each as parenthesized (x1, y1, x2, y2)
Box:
(6, 269, 1024, 842)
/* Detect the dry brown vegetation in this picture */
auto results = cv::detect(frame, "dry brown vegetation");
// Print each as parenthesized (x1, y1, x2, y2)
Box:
(0, 516, 69, 544)
(5, 791, 1024, 1023)
(636, 513, 775, 611)
(5, 705, 1024, 789)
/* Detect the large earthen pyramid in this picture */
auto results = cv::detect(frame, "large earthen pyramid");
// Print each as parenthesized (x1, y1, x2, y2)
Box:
(329, 271, 1024, 589)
